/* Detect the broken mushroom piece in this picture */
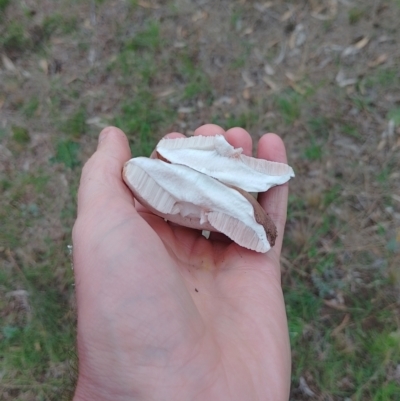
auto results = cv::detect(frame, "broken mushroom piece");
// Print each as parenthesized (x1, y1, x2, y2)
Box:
(123, 135, 295, 253)
(123, 158, 275, 253)
(156, 135, 295, 192)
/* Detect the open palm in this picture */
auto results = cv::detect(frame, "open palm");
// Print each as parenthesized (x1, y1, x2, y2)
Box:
(72, 125, 291, 401)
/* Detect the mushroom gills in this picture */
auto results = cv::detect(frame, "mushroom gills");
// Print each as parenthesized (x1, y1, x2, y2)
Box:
(157, 135, 295, 192)
(123, 157, 271, 252)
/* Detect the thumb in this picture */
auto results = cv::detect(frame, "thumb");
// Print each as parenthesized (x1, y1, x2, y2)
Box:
(77, 126, 133, 216)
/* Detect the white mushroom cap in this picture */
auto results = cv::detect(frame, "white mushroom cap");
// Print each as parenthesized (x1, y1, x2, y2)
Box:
(156, 135, 295, 192)
(123, 157, 272, 253)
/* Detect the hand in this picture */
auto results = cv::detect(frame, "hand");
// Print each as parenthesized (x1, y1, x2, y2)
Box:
(72, 125, 291, 401)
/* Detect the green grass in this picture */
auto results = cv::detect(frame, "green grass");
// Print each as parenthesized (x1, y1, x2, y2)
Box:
(0, 253, 75, 400)
(307, 116, 331, 139)
(0, 0, 10, 13)
(61, 108, 87, 139)
(1, 166, 77, 399)
(212, 111, 259, 131)
(341, 123, 361, 139)
(387, 107, 400, 125)
(230, 41, 252, 69)
(348, 7, 365, 24)
(363, 68, 400, 90)
(42, 13, 78, 38)
(178, 53, 213, 101)
(114, 90, 175, 156)
(125, 21, 161, 51)
(20, 97, 39, 118)
(52, 140, 81, 168)
(1, 21, 31, 53)
(12, 126, 30, 145)
(303, 138, 323, 160)
(275, 90, 302, 124)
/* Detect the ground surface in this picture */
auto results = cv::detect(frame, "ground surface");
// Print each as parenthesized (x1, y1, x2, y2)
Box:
(1, 0, 400, 400)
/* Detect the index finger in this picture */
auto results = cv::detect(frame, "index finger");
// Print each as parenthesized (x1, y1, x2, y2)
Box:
(257, 133, 289, 256)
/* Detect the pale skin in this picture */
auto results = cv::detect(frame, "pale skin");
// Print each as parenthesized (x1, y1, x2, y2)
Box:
(72, 124, 291, 401)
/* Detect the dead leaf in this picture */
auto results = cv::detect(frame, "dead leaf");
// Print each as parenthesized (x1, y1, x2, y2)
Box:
(2, 54, 16, 72)
(262, 76, 279, 92)
(192, 11, 208, 22)
(299, 377, 316, 397)
(336, 70, 357, 87)
(311, 0, 338, 20)
(341, 46, 359, 58)
(51, 37, 65, 45)
(327, 0, 338, 16)
(368, 54, 388, 68)
(242, 27, 253, 36)
(178, 107, 194, 114)
(86, 117, 108, 129)
(264, 63, 275, 75)
(0, 95, 5, 109)
(273, 41, 286, 65)
(83, 18, 93, 30)
(289, 82, 306, 95)
(39, 59, 48, 74)
(377, 139, 386, 151)
(173, 42, 186, 48)
(392, 194, 400, 204)
(254, 2, 273, 12)
(138, 1, 159, 9)
(213, 96, 235, 106)
(241, 71, 255, 88)
(281, 7, 297, 22)
(354, 36, 369, 49)
(156, 88, 175, 98)
(324, 299, 347, 311)
(332, 314, 350, 337)
(289, 24, 306, 49)
(242, 87, 251, 100)
(309, 0, 322, 12)
(285, 71, 301, 82)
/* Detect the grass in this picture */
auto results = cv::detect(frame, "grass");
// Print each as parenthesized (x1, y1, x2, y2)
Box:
(20, 97, 39, 119)
(1, 21, 31, 53)
(124, 21, 161, 51)
(42, 13, 78, 38)
(275, 90, 302, 124)
(178, 53, 213, 101)
(348, 7, 365, 24)
(11, 126, 30, 145)
(387, 107, 400, 125)
(61, 108, 87, 139)
(1, 0, 400, 400)
(0, 0, 10, 13)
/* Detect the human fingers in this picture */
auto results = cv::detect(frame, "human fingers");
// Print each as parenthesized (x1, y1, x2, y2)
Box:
(225, 127, 252, 156)
(257, 134, 289, 257)
(77, 126, 133, 217)
(194, 124, 225, 136)
(149, 132, 186, 159)
(194, 124, 252, 156)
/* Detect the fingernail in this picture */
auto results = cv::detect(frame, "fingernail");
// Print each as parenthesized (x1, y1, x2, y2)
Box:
(98, 128, 112, 146)
(98, 131, 108, 144)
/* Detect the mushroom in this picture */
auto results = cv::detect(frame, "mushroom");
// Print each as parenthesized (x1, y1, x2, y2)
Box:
(123, 135, 294, 253)
(156, 135, 294, 192)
